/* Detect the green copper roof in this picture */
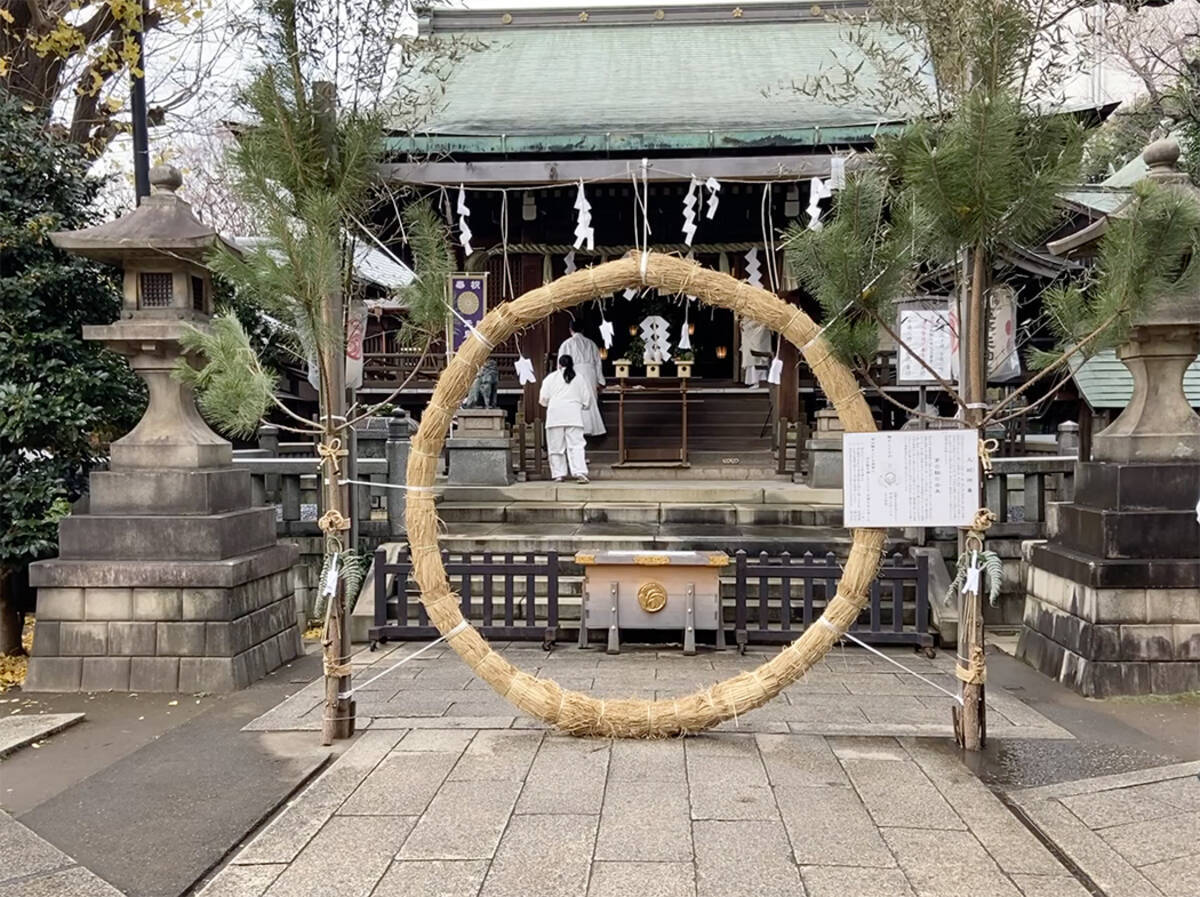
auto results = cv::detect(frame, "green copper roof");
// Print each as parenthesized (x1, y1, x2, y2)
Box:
(1071, 350, 1200, 410)
(390, 15, 918, 154)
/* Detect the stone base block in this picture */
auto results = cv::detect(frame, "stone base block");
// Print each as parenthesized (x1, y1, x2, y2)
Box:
(58, 507, 277, 561)
(805, 438, 843, 489)
(1016, 557, 1200, 697)
(25, 546, 302, 694)
(447, 438, 512, 486)
(88, 467, 251, 516)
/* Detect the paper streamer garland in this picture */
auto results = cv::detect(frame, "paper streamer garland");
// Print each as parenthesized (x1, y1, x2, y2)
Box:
(564, 250, 577, 275)
(456, 185, 473, 255)
(829, 156, 847, 191)
(745, 247, 763, 288)
(705, 176, 721, 220)
(808, 177, 832, 231)
(573, 181, 595, 250)
(599, 317, 614, 350)
(514, 355, 537, 385)
(681, 177, 700, 245)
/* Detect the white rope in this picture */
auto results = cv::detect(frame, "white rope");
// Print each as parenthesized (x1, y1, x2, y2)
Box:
(816, 618, 963, 705)
(337, 478, 435, 493)
(338, 620, 470, 699)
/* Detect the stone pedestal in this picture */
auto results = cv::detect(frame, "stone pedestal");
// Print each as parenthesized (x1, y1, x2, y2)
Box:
(26, 463, 303, 693)
(447, 408, 512, 485)
(1017, 462, 1200, 696)
(803, 408, 845, 488)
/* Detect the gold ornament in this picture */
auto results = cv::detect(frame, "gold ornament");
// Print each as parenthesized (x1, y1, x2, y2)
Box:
(637, 581, 668, 613)
(501, 12, 513, 24)
(578, 10, 589, 21)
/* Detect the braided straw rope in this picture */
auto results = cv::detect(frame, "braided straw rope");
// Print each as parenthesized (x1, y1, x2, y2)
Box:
(406, 253, 886, 737)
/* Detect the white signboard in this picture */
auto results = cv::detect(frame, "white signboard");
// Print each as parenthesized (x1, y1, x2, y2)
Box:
(843, 430, 979, 527)
(897, 308, 953, 385)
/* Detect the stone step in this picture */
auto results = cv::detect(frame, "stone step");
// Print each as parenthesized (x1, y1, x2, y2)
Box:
(436, 501, 844, 528)
(437, 481, 842, 505)
(436, 524, 869, 555)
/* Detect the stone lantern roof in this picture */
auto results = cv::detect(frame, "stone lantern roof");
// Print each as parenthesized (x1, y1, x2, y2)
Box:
(49, 164, 238, 265)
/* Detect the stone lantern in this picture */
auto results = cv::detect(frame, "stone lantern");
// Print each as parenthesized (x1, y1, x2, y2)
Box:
(24, 165, 303, 694)
(1091, 139, 1200, 463)
(1017, 139, 1200, 698)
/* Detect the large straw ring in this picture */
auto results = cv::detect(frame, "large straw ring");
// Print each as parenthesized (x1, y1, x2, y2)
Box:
(406, 253, 885, 737)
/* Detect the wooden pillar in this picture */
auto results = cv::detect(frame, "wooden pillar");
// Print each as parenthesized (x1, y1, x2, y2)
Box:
(519, 254, 548, 477)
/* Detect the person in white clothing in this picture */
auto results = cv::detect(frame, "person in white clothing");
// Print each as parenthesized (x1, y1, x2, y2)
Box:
(539, 354, 592, 483)
(556, 319, 606, 436)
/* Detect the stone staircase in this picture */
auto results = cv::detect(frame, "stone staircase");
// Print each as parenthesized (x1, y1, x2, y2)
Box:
(432, 480, 850, 554)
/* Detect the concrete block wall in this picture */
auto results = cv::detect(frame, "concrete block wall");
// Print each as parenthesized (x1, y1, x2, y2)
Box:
(1017, 554, 1200, 697)
(27, 571, 303, 693)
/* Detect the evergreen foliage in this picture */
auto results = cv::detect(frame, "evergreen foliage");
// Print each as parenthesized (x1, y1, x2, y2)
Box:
(1034, 179, 1200, 366)
(784, 171, 916, 363)
(0, 90, 145, 652)
(176, 314, 277, 439)
(0, 91, 145, 565)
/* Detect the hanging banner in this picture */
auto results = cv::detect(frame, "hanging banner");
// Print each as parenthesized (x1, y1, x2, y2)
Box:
(988, 284, 1022, 383)
(447, 273, 487, 359)
(897, 308, 953, 385)
(345, 300, 368, 391)
(843, 430, 980, 527)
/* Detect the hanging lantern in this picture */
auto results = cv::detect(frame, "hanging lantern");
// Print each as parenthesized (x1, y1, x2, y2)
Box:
(599, 347, 608, 360)
(715, 345, 728, 359)
(628, 324, 639, 336)
(688, 323, 695, 335)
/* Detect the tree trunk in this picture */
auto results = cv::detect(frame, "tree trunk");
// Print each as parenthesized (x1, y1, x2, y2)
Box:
(315, 80, 354, 746)
(958, 244, 989, 752)
(0, 565, 28, 657)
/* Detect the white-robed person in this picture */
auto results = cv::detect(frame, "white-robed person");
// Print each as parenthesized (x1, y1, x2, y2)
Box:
(539, 354, 592, 483)
(556, 319, 606, 436)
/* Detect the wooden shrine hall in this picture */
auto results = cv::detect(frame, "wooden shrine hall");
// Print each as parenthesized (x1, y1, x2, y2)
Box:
(364, 2, 913, 478)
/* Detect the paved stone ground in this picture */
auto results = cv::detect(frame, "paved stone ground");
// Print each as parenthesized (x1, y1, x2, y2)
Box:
(0, 811, 123, 896)
(191, 642, 1110, 897)
(0, 712, 84, 759)
(1009, 761, 1200, 897)
(242, 642, 1074, 741)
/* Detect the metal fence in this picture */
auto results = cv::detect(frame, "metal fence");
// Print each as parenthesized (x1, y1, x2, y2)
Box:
(371, 548, 933, 651)
(371, 548, 561, 648)
(733, 550, 932, 651)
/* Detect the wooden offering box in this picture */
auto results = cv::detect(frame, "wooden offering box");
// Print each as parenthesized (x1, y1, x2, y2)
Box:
(575, 550, 729, 654)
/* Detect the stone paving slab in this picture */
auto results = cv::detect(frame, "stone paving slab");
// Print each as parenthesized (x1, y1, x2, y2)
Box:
(1008, 760, 1200, 897)
(0, 812, 123, 897)
(0, 712, 85, 759)
(243, 643, 1074, 740)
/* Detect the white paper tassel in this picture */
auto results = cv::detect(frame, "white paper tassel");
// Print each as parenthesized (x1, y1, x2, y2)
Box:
(564, 250, 577, 275)
(622, 287, 636, 300)
(321, 553, 340, 599)
(514, 355, 537, 385)
(457, 185, 473, 255)
(829, 156, 846, 191)
(678, 312, 691, 351)
(599, 318, 614, 350)
(704, 176, 721, 220)
(767, 356, 783, 385)
(681, 177, 700, 245)
(745, 247, 763, 288)
(573, 181, 595, 250)
(640, 315, 672, 363)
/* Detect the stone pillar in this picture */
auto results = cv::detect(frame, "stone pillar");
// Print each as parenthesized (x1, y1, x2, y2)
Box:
(802, 407, 845, 488)
(386, 416, 413, 537)
(447, 409, 513, 486)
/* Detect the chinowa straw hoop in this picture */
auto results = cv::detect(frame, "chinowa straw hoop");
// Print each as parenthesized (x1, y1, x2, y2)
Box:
(406, 253, 886, 737)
